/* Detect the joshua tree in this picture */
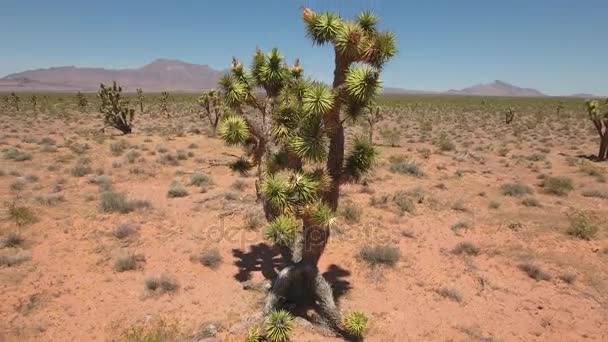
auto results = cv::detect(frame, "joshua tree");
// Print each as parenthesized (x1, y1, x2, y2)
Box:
(136, 88, 144, 113)
(366, 104, 383, 144)
(30, 95, 38, 111)
(76, 91, 88, 112)
(98, 81, 135, 134)
(9, 92, 20, 112)
(159, 91, 170, 117)
(586, 99, 608, 160)
(198, 89, 227, 136)
(556, 101, 565, 118)
(505, 106, 514, 124)
(217, 7, 396, 334)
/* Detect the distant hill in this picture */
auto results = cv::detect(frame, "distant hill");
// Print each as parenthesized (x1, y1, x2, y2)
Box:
(0, 59, 223, 92)
(445, 80, 546, 97)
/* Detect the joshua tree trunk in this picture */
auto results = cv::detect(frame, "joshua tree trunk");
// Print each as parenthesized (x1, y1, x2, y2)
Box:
(592, 119, 608, 161)
(263, 51, 348, 331)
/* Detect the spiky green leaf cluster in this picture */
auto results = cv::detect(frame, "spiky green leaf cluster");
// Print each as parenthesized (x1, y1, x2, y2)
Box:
(219, 116, 250, 145)
(343, 311, 369, 338)
(246, 326, 262, 342)
(344, 137, 377, 181)
(264, 309, 294, 342)
(264, 215, 299, 246)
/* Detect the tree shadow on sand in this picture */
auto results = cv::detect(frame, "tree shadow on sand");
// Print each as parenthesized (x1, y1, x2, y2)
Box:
(232, 243, 352, 307)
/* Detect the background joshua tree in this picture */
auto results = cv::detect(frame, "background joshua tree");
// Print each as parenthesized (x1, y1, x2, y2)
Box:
(198, 89, 227, 136)
(30, 95, 38, 111)
(366, 104, 383, 144)
(98, 81, 135, 134)
(9, 92, 20, 112)
(505, 106, 515, 124)
(76, 91, 88, 112)
(585, 99, 608, 160)
(136, 88, 144, 113)
(217, 7, 396, 335)
(159, 91, 170, 117)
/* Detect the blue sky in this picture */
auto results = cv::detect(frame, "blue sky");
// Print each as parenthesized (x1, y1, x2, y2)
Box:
(1, 0, 607, 95)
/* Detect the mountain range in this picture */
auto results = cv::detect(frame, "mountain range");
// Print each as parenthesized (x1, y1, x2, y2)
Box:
(0, 59, 598, 97)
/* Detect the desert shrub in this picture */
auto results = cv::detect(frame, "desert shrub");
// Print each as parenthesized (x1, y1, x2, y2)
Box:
(114, 253, 140, 272)
(437, 287, 463, 302)
(501, 182, 532, 197)
(35, 193, 65, 206)
(451, 241, 479, 256)
(189, 173, 211, 187)
(9, 180, 26, 191)
(113, 223, 137, 239)
(436, 132, 455, 151)
(145, 274, 178, 294)
(110, 140, 129, 156)
(92, 175, 113, 191)
(7, 203, 37, 226)
(488, 200, 501, 209)
(451, 199, 468, 212)
(70, 164, 92, 177)
(581, 190, 608, 199)
(519, 262, 551, 281)
(393, 191, 415, 215)
(231, 179, 247, 191)
(369, 194, 389, 208)
(417, 148, 431, 159)
(389, 159, 424, 177)
(101, 191, 149, 213)
(167, 181, 188, 198)
(359, 244, 400, 267)
(567, 210, 598, 240)
(4, 148, 32, 161)
(521, 197, 541, 207)
(264, 309, 294, 342)
(340, 201, 361, 223)
(125, 150, 141, 163)
(342, 311, 369, 338)
(559, 271, 577, 284)
(120, 318, 181, 342)
(244, 211, 263, 230)
(542, 176, 573, 196)
(191, 248, 223, 269)
(451, 220, 470, 234)
(0, 250, 32, 267)
(1, 231, 24, 248)
(246, 326, 262, 342)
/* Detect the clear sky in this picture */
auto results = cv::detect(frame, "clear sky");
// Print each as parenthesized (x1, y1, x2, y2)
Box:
(1, 0, 607, 95)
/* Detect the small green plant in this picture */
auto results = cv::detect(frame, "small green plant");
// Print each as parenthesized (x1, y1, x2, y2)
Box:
(7, 203, 37, 226)
(342, 311, 369, 338)
(393, 191, 415, 215)
(245, 326, 262, 342)
(264, 215, 299, 247)
(167, 181, 188, 198)
(501, 182, 532, 197)
(101, 191, 149, 213)
(519, 262, 551, 281)
(121, 318, 181, 342)
(114, 253, 140, 272)
(340, 200, 362, 223)
(1, 231, 24, 248)
(191, 248, 223, 269)
(567, 210, 598, 240)
(145, 274, 178, 295)
(542, 176, 573, 196)
(359, 244, 400, 267)
(189, 172, 211, 187)
(451, 241, 479, 256)
(264, 309, 294, 342)
(98, 81, 135, 134)
(389, 158, 424, 177)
